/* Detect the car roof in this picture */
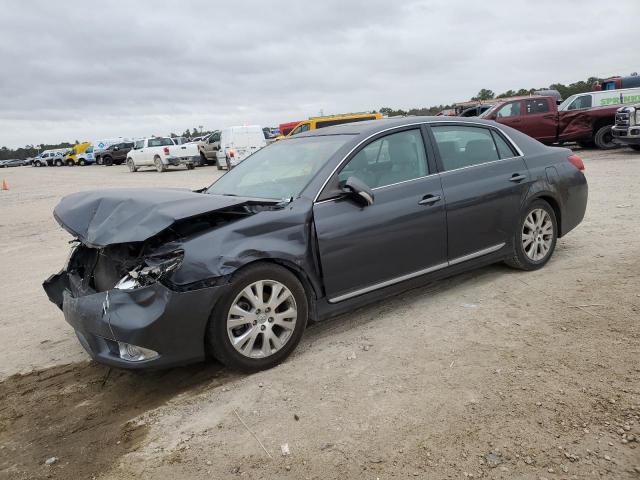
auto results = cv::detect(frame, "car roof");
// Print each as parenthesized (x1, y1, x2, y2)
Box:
(294, 116, 507, 138)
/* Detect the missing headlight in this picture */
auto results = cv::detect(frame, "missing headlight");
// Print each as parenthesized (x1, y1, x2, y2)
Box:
(115, 249, 184, 291)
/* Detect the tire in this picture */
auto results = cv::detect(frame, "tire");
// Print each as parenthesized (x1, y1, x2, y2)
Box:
(103, 156, 113, 166)
(629, 145, 640, 152)
(593, 125, 618, 150)
(187, 163, 195, 170)
(79, 159, 86, 166)
(127, 158, 137, 172)
(505, 199, 558, 271)
(207, 263, 308, 372)
(66, 159, 74, 166)
(154, 156, 165, 172)
(34, 160, 42, 167)
(55, 159, 63, 167)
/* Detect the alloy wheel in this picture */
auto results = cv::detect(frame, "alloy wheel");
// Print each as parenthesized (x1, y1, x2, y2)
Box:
(226, 280, 297, 359)
(522, 208, 554, 261)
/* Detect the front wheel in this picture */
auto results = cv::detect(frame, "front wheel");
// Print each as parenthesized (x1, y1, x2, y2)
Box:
(127, 159, 137, 172)
(34, 160, 42, 167)
(505, 200, 558, 271)
(79, 159, 86, 166)
(207, 264, 308, 372)
(593, 125, 618, 150)
(55, 159, 63, 167)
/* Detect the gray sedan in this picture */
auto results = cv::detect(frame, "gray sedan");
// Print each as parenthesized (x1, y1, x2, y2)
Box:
(44, 117, 588, 372)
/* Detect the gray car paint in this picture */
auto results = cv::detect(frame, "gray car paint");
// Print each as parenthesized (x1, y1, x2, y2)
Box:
(43, 116, 588, 369)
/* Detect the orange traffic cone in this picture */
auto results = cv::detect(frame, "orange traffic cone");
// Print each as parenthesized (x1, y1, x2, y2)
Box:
(1, 180, 8, 191)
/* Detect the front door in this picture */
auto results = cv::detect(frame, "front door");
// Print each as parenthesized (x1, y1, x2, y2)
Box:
(493, 100, 524, 131)
(313, 127, 448, 302)
(429, 123, 531, 260)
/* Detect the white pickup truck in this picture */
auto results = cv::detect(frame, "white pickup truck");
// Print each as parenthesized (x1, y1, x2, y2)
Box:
(126, 137, 200, 172)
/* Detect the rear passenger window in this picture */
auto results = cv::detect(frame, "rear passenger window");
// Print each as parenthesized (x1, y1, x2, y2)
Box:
(525, 99, 550, 114)
(491, 131, 516, 159)
(432, 126, 501, 170)
(338, 129, 428, 189)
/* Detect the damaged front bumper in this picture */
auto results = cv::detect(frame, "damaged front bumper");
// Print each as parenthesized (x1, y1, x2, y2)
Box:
(43, 269, 229, 369)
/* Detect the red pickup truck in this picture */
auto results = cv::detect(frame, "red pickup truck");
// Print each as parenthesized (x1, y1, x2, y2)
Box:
(481, 96, 619, 149)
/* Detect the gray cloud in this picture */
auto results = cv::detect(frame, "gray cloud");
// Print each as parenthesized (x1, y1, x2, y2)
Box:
(0, 0, 637, 147)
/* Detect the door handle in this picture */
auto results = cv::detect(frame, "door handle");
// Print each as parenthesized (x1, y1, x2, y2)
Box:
(509, 173, 527, 182)
(418, 194, 442, 206)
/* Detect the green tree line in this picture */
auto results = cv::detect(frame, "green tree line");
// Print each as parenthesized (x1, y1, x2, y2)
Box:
(0, 76, 604, 160)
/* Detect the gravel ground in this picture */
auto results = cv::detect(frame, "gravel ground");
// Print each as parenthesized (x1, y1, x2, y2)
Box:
(0, 148, 638, 480)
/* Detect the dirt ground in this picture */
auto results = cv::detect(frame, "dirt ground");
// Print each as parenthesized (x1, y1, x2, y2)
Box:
(0, 149, 638, 480)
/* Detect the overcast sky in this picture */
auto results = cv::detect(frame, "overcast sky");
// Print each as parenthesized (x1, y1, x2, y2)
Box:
(0, 0, 637, 148)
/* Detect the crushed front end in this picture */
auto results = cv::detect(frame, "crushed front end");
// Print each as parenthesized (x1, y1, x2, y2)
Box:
(43, 241, 228, 369)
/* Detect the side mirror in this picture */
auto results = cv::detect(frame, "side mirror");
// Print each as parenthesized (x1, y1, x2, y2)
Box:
(343, 176, 374, 207)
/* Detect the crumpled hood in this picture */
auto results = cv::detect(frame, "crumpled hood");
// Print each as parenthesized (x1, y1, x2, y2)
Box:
(53, 188, 256, 247)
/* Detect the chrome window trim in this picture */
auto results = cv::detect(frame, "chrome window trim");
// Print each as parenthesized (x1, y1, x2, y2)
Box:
(312, 120, 523, 203)
(328, 242, 505, 303)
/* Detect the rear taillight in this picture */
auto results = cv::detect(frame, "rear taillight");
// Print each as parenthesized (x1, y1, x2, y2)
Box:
(568, 154, 585, 171)
(163, 147, 170, 155)
(228, 149, 235, 158)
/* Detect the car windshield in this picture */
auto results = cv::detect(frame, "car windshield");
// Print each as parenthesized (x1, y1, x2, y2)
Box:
(207, 135, 352, 200)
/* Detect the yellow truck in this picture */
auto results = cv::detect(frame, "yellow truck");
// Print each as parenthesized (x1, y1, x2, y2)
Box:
(284, 112, 383, 138)
(61, 142, 95, 166)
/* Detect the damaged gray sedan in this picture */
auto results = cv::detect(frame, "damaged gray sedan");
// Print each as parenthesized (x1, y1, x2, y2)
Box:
(44, 117, 587, 371)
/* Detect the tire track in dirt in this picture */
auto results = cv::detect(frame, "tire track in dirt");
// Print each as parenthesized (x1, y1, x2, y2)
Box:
(0, 361, 238, 479)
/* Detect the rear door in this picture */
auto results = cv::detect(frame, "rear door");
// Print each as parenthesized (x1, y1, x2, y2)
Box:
(522, 98, 557, 142)
(428, 123, 530, 261)
(313, 127, 448, 302)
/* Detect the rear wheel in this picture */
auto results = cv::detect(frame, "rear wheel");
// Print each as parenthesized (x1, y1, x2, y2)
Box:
(79, 159, 86, 166)
(207, 263, 308, 372)
(55, 159, 63, 167)
(66, 159, 74, 166)
(103, 156, 113, 166)
(154, 156, 165, 172)
(127, 158, 137, 172)
(505, 199, 557, 271)
(593, 125, 618, 150)
(34, 160, 42, 167)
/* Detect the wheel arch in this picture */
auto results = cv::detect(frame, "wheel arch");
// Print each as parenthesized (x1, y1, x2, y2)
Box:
(529, 193, 563, 237)
(218, 258, 321, 322)
(592, 116, 613, 134)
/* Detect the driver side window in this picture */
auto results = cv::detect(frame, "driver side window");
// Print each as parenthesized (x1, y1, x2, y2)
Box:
(496, 101, 521, 118)
(338, 129, 428, 189)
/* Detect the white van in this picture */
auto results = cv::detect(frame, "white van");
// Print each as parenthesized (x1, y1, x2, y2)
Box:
(559, 87, 640, 112)
(214, 125, 267, 170)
